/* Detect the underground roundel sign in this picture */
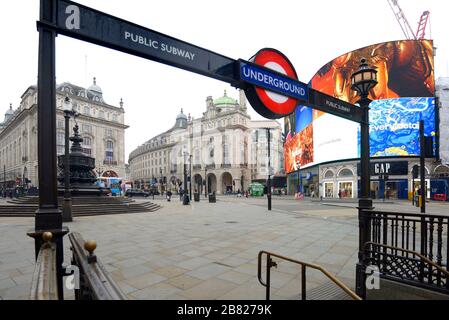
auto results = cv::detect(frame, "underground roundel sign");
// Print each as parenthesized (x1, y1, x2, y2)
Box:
(240, 48, 307, 119)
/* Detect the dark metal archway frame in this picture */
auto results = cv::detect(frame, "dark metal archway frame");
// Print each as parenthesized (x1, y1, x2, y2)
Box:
(32, 0, 366, 299)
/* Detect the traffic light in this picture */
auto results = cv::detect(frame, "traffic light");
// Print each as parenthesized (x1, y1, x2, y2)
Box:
(412, 165, 419, 179)
(424, 136, 434, 158)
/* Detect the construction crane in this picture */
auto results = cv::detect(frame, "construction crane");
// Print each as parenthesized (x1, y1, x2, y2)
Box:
(387, 0, 430, 40)
(416, 11, 430, 39)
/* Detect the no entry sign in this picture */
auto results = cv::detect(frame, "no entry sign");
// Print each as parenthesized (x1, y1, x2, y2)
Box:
(240, 48, 307, 119)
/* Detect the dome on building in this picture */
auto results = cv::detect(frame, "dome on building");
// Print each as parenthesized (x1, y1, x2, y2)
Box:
(213, 90, 238, 106)
(174, 108, 188, 129)
(4, 104, 14, 123)
(87, 77, 103, 95)
(5, 104, 13, 116)
(176, 108, 187, 120)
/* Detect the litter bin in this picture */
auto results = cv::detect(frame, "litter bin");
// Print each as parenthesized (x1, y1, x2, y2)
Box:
(208, 193, 216, 203)
(183, 194, 190, 205)
(194, 193, 200, 202)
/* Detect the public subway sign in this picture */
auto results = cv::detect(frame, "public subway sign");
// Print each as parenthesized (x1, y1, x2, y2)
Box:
(307, 89, 364, 123)
(50, 0, 360, 122)
(239, 49, 307, 119)
(53, 0, 237, 84)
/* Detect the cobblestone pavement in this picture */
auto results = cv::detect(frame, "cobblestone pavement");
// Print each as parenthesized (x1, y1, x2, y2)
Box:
(0, 195, 409, 300)
(0, 197, 447, 300)
(0, 196, 361, 300)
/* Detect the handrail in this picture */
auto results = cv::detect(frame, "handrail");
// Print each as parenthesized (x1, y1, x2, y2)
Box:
(29, 232, 58, 300)
(257, 250, 361, 300)
(69, 232, 127, 300)
(364, 242, 449, 278)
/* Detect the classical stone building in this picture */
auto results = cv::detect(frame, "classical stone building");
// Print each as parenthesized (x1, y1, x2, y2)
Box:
(128, 90, 284, 194)
(0, 78, 128, 188)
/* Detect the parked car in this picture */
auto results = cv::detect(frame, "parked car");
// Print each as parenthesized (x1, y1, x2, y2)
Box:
(125, 189, 149, 197)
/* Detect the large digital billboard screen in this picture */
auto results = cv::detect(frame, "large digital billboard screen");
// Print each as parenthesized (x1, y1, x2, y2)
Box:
(284, 40, 435, 174)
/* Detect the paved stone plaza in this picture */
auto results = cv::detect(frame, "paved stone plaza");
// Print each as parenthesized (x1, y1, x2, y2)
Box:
(0, 196, 447, 300)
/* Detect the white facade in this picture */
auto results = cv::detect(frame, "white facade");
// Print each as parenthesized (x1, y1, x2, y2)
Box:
(0, 78, 128, 188)
(436, 77, 449, 165)
(128, 90, 284, 194)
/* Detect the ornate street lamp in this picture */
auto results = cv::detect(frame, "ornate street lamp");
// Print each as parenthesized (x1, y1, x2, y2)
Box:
(62, 96, 77, 222)
(351, 57, 378, 298)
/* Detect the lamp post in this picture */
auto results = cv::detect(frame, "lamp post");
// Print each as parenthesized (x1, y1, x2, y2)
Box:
(204, 167, 207, 198)
(62, 96, 76, 222)
(189, 154, 193, 200)
(160, 167, 163, 195)
(3, 164, 5, 197)
(266, 128, 272, 211)
(183, 151, 189, 205)
(296, 159, 301, 195)
(351, 57, 378, 299)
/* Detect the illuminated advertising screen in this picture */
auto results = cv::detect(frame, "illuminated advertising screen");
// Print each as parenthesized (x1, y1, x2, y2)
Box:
(284, 40, 435, 174)
(367, 97, 435, 157)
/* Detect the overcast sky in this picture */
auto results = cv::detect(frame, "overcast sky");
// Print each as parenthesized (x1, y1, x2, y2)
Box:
(1, 0, 448, 161)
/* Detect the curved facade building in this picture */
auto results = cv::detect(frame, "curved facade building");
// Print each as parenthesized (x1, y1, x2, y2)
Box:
(128, 90, 284, 195)
(285, 40, 449, 200)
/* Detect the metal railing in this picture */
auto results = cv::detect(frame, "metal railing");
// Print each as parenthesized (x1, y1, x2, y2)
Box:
(69, 232, 127, 300)
(363, 210, 448, 273)
(364, 242, 449, 293)
(29, 232, 58, 300)
(257, 250, 361, 300)
(360, 210, 449, 295)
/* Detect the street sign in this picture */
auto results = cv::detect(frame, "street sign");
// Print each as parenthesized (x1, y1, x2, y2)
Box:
(239, 61, 308, 102)
(239, 48, 305, 119)
(52, 0, 237, 84)
(307, 89, 363, 123)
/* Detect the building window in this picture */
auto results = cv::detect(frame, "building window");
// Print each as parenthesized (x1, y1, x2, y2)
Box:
(57, 119, 64, 129)
(105, 140, 114, 161)
(324, 170, 334, 179)
(338, 182, 353, 199)
(84, 105, 91, 116)
(223, 144, 230, 165)
(105, 129, 113, 137)
(324, 182, 334, 198)
(82, 137, 92, 156)
(99, 110, 105, 119)
(112, 114, 118, 122)
(82, 124, 92, 134)
(57, 132, 65, 155)
(338, 169, 354, 177)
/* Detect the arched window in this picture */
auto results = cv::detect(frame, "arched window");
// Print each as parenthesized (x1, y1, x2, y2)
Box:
(338, 169, 354, 177)
(324, 170, 334, 179)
